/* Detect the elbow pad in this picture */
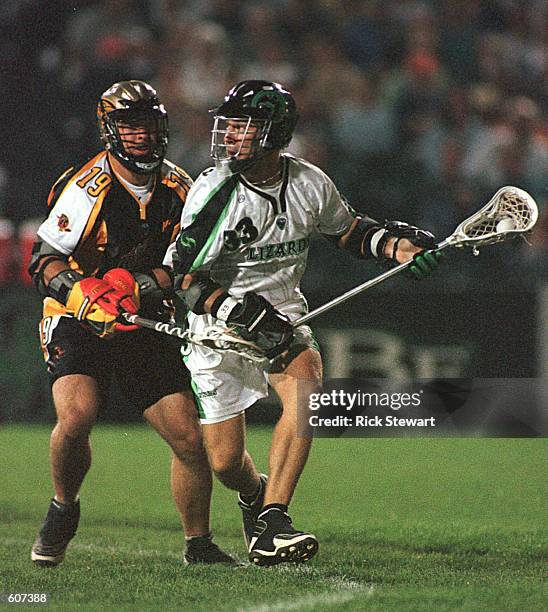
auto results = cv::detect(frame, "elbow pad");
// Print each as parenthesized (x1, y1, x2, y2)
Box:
(28, 240, 81, 300)
(326, 216, 386, 259)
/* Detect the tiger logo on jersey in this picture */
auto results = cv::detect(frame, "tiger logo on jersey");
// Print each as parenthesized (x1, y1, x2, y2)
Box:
(57, 214, 71, 232)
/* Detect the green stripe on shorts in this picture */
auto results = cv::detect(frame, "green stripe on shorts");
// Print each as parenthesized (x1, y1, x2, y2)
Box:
(190, 378, 206, 419)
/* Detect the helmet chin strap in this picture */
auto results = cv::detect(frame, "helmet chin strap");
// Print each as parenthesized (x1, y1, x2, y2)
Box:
(228, 158, 261, 174)
(113, 138, 163, 175)
(108, 151, 157, 185)
(120, 154, 160, 175)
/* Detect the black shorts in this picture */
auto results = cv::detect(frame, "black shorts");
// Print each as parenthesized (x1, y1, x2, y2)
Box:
(40, 316, 191, 413)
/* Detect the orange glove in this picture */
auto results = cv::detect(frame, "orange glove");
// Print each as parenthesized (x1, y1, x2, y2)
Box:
(65, 276, 120, 337)
(65, 276, 113, 321)
(101, 268, 140, 332)
(65, 270, 140, 337)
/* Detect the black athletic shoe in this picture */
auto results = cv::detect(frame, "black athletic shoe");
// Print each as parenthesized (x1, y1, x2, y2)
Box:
(31, 498, 80, 567)
(248, 508, 319, 567)
(238, 473, 268, 549)
(184, 533, 239, 565)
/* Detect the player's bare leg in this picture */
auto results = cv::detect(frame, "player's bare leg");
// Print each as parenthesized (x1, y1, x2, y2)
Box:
(50, 374, 99, 503)
(266, 347, 322, 505)
(32, 374, 99, 566)
(144, 391, 212, 536)
(202, 413, 265, 550)
(202, 413, 261, 496)
(145, 391, 237, 564)
(246, 347, 322, 566)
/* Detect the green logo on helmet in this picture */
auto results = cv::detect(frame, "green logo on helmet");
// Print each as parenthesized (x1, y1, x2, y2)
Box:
(250, 90, 287, 123)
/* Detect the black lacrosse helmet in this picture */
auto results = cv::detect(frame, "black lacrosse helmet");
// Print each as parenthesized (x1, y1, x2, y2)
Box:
(97, 80, 168, 175)
(210, 80, 298, 171)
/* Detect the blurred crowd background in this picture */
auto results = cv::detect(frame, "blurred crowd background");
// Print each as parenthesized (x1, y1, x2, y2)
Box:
(0, 0, 546, 427)
(0, 0, 546, 288)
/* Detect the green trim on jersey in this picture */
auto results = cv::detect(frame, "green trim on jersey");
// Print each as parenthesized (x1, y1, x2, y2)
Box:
(189, 187, 237, 272)
(191, 174, 233, 222)
(175, 174, 239, 275)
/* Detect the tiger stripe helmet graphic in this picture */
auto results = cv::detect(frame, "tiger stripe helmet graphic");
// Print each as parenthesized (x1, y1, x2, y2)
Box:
(97, 80, 168, 175)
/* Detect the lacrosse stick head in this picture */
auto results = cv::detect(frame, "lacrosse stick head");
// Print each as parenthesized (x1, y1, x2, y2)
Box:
(447, 186, 538, 251)
(194, 325, 267, 363)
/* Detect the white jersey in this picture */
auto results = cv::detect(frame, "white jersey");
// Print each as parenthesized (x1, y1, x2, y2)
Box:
(164, 153, 354, 319)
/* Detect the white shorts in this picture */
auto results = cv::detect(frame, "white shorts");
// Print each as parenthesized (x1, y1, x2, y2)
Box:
(183, 317, 318, 424)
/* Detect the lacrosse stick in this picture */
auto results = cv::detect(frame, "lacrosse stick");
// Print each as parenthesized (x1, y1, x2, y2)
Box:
(294, 185, 538, 326)
(120, 313, 267, 363)
(122, 185, 538, 361)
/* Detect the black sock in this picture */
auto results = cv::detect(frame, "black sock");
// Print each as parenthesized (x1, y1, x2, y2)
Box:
(240, 477, 263, 505)
(185, 532, 212, 543)
(52, 497, 78, 512)
(261, 503, 288, 514)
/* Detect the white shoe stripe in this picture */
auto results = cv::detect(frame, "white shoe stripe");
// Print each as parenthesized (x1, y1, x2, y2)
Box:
(251, 533, 317, 556)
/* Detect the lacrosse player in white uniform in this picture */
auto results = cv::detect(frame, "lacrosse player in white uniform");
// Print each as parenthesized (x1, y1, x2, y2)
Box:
(163, 80, 442, 566)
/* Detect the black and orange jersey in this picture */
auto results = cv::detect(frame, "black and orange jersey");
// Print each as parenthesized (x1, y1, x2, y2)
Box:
(37, 150, 192, 317)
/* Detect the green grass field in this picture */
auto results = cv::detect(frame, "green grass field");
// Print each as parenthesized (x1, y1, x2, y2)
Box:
(0, 425, 546, 611)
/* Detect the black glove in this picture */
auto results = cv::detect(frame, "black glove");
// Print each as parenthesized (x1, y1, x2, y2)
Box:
(383, 221, 437, 256)
(228, 292, 294, 359)
(381, 221, 443, 279)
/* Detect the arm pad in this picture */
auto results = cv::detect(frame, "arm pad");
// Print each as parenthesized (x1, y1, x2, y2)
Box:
(325, 218, 436, 262)
(323, 216, 386, 259)
(48, 269, 85, 304)
(28, 239, 81, 301)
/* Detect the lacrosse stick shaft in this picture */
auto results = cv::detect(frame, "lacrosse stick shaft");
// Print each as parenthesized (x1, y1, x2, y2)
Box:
(120, 312, 187, 340)
(120, 312, 268, 362)
(293, 239, 452, 327)
(295, 185, 537, 327)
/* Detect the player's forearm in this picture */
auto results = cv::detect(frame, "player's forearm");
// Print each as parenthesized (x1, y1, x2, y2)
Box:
(133, 266, 174, 299)
(326, 216, 389, 259)
(174, 272, 247, 320)
(174, 272, 227, 316)
(330, 218, 436, 264)
(39, 258, 72, 284)
(28, 241, 83, 303)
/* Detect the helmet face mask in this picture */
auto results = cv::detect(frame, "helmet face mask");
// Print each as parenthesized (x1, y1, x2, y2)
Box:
(98, 80, 168, 175)
(210, 80, 298, 172)
(210, 116, 271, 166)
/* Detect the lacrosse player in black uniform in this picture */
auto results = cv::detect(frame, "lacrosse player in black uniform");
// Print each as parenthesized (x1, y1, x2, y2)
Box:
(29, 80, 234, 566)
(164, 80, 443, 566)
